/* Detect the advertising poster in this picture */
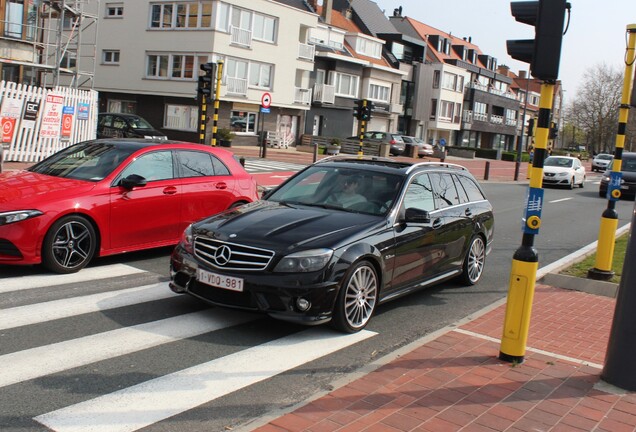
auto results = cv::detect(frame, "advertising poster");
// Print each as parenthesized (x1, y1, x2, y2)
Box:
(78, 102, 89, 120)
(22, 101, 40, 129)
(0, 96, 24, 143)
(39, 93, 64, 138)
(61, 106, 75, 139)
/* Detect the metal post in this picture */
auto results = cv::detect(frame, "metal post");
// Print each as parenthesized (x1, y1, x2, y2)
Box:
(198, 93, 208, 145)
(588, 24, 636, 280)
(499, 82, 555, 363)
(601, 201, 636, 390)
(358, 99, 367, 157)
(211, 60, 224, 146)
(484, 161, 490, 181)
(515, 70, 531, 181)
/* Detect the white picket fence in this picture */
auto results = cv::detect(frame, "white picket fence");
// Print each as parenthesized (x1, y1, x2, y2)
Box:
(0, 81, 98, 163)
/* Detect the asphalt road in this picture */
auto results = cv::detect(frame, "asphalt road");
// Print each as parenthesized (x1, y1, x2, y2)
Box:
(0, 173, 633, 432)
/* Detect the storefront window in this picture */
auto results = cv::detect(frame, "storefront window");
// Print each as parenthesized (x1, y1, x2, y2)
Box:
(230, 111, 257, 133)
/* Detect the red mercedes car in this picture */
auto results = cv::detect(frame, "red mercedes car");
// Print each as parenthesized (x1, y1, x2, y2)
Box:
(0, 139, 259, 273)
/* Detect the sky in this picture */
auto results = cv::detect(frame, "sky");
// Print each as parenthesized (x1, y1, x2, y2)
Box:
(373, 0, 635, 102)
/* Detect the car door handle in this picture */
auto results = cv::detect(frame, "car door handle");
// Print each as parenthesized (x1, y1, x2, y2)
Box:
(163, 186, 178, 195)
(215, 182, 227, 190)
(432, 218, 443, 229)
(465, 208, 473, 217)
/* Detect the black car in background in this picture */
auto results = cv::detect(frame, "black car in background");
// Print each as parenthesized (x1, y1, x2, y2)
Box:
(97, 113, 168, 140)
(170, 157, 494, 333)
(599, 152, 636, 199)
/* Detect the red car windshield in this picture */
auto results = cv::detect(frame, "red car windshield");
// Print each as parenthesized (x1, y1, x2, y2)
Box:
(28, 142, 137, 181)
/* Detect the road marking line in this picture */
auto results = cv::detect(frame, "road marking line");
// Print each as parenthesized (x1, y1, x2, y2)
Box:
(0, 264, 145, 294)
(453, 328, 603, 369)
(35, 328, 376, 432)
(549, 197, 573, 203)
(0, 283, 176, 331)
(0, 309, 255, 388)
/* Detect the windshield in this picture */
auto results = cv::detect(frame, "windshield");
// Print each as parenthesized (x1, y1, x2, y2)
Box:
(28, 141, 137, 181)
(544, 157, 573, 168)
(612, 158, 636, 172)
(596, 154, 612, 160)
(128, 116, 154, 130)
(267, 165, 403, 216)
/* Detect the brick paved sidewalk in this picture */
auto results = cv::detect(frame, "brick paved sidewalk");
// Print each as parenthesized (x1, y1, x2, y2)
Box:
(247, 285, 636, 432)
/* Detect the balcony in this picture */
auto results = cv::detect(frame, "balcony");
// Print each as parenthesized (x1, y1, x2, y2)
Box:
(298, 43, 315, 61)
(490, 114, 504, 125)
(313, 83, 335, 104)
(466, 82, 518, 100)
(294, 87, 312, 105)
(230, 26, 252, 48)
(226, 77, 248, 96)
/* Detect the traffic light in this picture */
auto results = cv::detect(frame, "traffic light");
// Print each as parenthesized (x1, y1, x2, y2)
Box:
(549, 121, 558, 139)
(364, 100, 375, 121)
(527, 117, 535, 136)
(507, 0, 569, 81)
(353, 99, 364, 120)
(197, 62, 214, 97)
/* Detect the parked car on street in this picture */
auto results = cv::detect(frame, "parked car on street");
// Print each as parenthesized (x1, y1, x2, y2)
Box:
(0, 139, 258, 273)
(170, 157, 494, 333)
(97, 113, 168, 140)
(542, 155, 586, 189)
(599, 152, 636, 199)
(401, 136, 434, 158)
(348, 131, 405, 156)
(591, 153, 613, 172)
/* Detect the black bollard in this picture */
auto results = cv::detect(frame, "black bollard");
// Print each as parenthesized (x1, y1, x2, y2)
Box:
(484, 161, 490, 181)
(601, 202, 636, 391)
(239, 156, 246, 167)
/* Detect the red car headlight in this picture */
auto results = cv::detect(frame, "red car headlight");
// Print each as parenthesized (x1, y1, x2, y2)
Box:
(0, 210, 43, 226)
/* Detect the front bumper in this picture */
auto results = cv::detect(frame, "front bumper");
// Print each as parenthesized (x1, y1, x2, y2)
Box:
(170, 246, 340, 325)
(0, 217, 45, 265)
(543, 175, 572, 187)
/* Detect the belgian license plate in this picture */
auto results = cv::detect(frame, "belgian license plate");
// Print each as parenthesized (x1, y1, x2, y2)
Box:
(197, 268, 244, 292)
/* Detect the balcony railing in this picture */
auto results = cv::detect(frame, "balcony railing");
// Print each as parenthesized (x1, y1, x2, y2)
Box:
(294, 87, 312, 105)
(490, 114, 504, 125)
(466, 82, 518, 100)
(473, 112, 488, 122)
(298, 43, 315, 61)
(226, 77, 248, 96)
(313, 83, 335, 104)
(230, 26, 252, 48)
(505, 118, 518, 127)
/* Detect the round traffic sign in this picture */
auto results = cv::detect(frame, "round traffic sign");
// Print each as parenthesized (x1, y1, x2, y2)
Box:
(261, 92, 272, 108)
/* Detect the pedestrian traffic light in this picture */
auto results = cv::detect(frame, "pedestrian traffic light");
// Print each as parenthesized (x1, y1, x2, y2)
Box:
(198, 62, 214, 97)
(549, 121, 558, 139)
(365, 100, 375, 120)
(506, 0, 570, 81)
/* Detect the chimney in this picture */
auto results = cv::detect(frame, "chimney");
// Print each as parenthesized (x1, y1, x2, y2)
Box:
(321, 0, 333, 24)
(519, 70, 527, 79)
(498, 65, 510, 75)
(344, 8, 352, 19)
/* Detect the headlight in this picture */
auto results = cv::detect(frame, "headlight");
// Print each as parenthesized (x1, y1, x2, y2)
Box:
(180, 224, 194, 253)
(274, 248, 333, 273)
(557, 172, 569, 177)
(0, 210, 43, 226)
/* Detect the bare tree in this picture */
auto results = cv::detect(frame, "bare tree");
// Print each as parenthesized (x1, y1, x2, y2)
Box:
(567, 63, 623, 154)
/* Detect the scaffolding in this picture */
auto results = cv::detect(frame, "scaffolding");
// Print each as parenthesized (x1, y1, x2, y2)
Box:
(40, 0, 99, 89)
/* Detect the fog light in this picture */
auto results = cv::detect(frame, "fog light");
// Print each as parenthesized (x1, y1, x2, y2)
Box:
(296, 298, 311, 311)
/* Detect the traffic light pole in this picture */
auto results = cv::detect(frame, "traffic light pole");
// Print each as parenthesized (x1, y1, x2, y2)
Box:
(499, 82, 554, 363)
(358, 99, 367, 157)
(588, 24, 636, 281)
(211, 60, 224, 147)
(198, 96, 208, 145)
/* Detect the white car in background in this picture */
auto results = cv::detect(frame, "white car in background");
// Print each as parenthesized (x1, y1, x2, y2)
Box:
(591, 153, 613, 172)
(542, 156, 586, 189)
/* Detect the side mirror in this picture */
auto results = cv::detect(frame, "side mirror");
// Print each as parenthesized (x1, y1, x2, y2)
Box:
(404, 207, 431, 223)
(120, 174, 147, 190)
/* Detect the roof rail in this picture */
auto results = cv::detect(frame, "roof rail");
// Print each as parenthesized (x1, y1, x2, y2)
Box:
(406, 161, 467, 174)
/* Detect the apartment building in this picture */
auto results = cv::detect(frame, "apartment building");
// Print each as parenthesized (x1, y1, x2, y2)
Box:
(0, 0, 43, 84)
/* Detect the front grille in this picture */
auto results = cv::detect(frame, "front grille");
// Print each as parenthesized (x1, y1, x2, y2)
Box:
(190, 281, 255, 309)
(0, 239, 22, 257)
(193, 237, 275, 271)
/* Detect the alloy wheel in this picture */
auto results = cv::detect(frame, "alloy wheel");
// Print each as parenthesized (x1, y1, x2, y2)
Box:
(344, 265, 378, 329)
(51, 220, 93, 269)
(466, 236, 486, 284)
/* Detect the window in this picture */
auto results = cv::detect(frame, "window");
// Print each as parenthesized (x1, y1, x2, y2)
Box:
(178, 151, 215, 177)
(432, 70, 440, 89)
(430, 99, 437, 119)
(171, 55, 195, 79)
(150, 1, 213, 29)
(404, 174, 435, 212)
(355, 37, 382, 58)
(164, 104, 198, 131)
(147, 55, 169, 77)
(119, 151, 174, 182)
(252, 13, 276, 43)
(368, 83, 390, 102)
(429, 173, 461, 209)
(5, 0, 24, 38)
(457, 175, 485, 202)
(230, 111, 257, 133)
(439, 101, 454, 121)
(249, 62, 272, 88)
(103, 50, 120, 64)
(442, 72, 457, 91)
(330, 72, 359, 98)
(474, 102, 487, 115)
(61, 51, 77, 69)
(107, 100, 136, 113)
(106, 3, 123, 17)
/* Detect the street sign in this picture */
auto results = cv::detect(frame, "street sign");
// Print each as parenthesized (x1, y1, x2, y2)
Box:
(260, 107, 270, 113)
(261, 92, 272, 109)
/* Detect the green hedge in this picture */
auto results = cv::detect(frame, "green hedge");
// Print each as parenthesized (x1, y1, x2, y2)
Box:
(475, 148, 498, 159)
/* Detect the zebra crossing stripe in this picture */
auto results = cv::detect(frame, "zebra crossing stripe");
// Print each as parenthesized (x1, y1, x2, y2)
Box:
(0, 264, 145, 294)
(0, 309, 255, 389)
(35, 328, 376, 432)
(0, 283, 176, 331)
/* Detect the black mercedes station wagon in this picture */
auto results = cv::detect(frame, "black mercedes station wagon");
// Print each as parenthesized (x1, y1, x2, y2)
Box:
(170, 157, 494, 333)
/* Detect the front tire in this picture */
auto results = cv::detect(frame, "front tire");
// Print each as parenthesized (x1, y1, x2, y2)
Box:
(460, 236, 486, 285)
(580, 175, 585, 188)
(42, 215, 97, 274)
(332, 261, 378, 333)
